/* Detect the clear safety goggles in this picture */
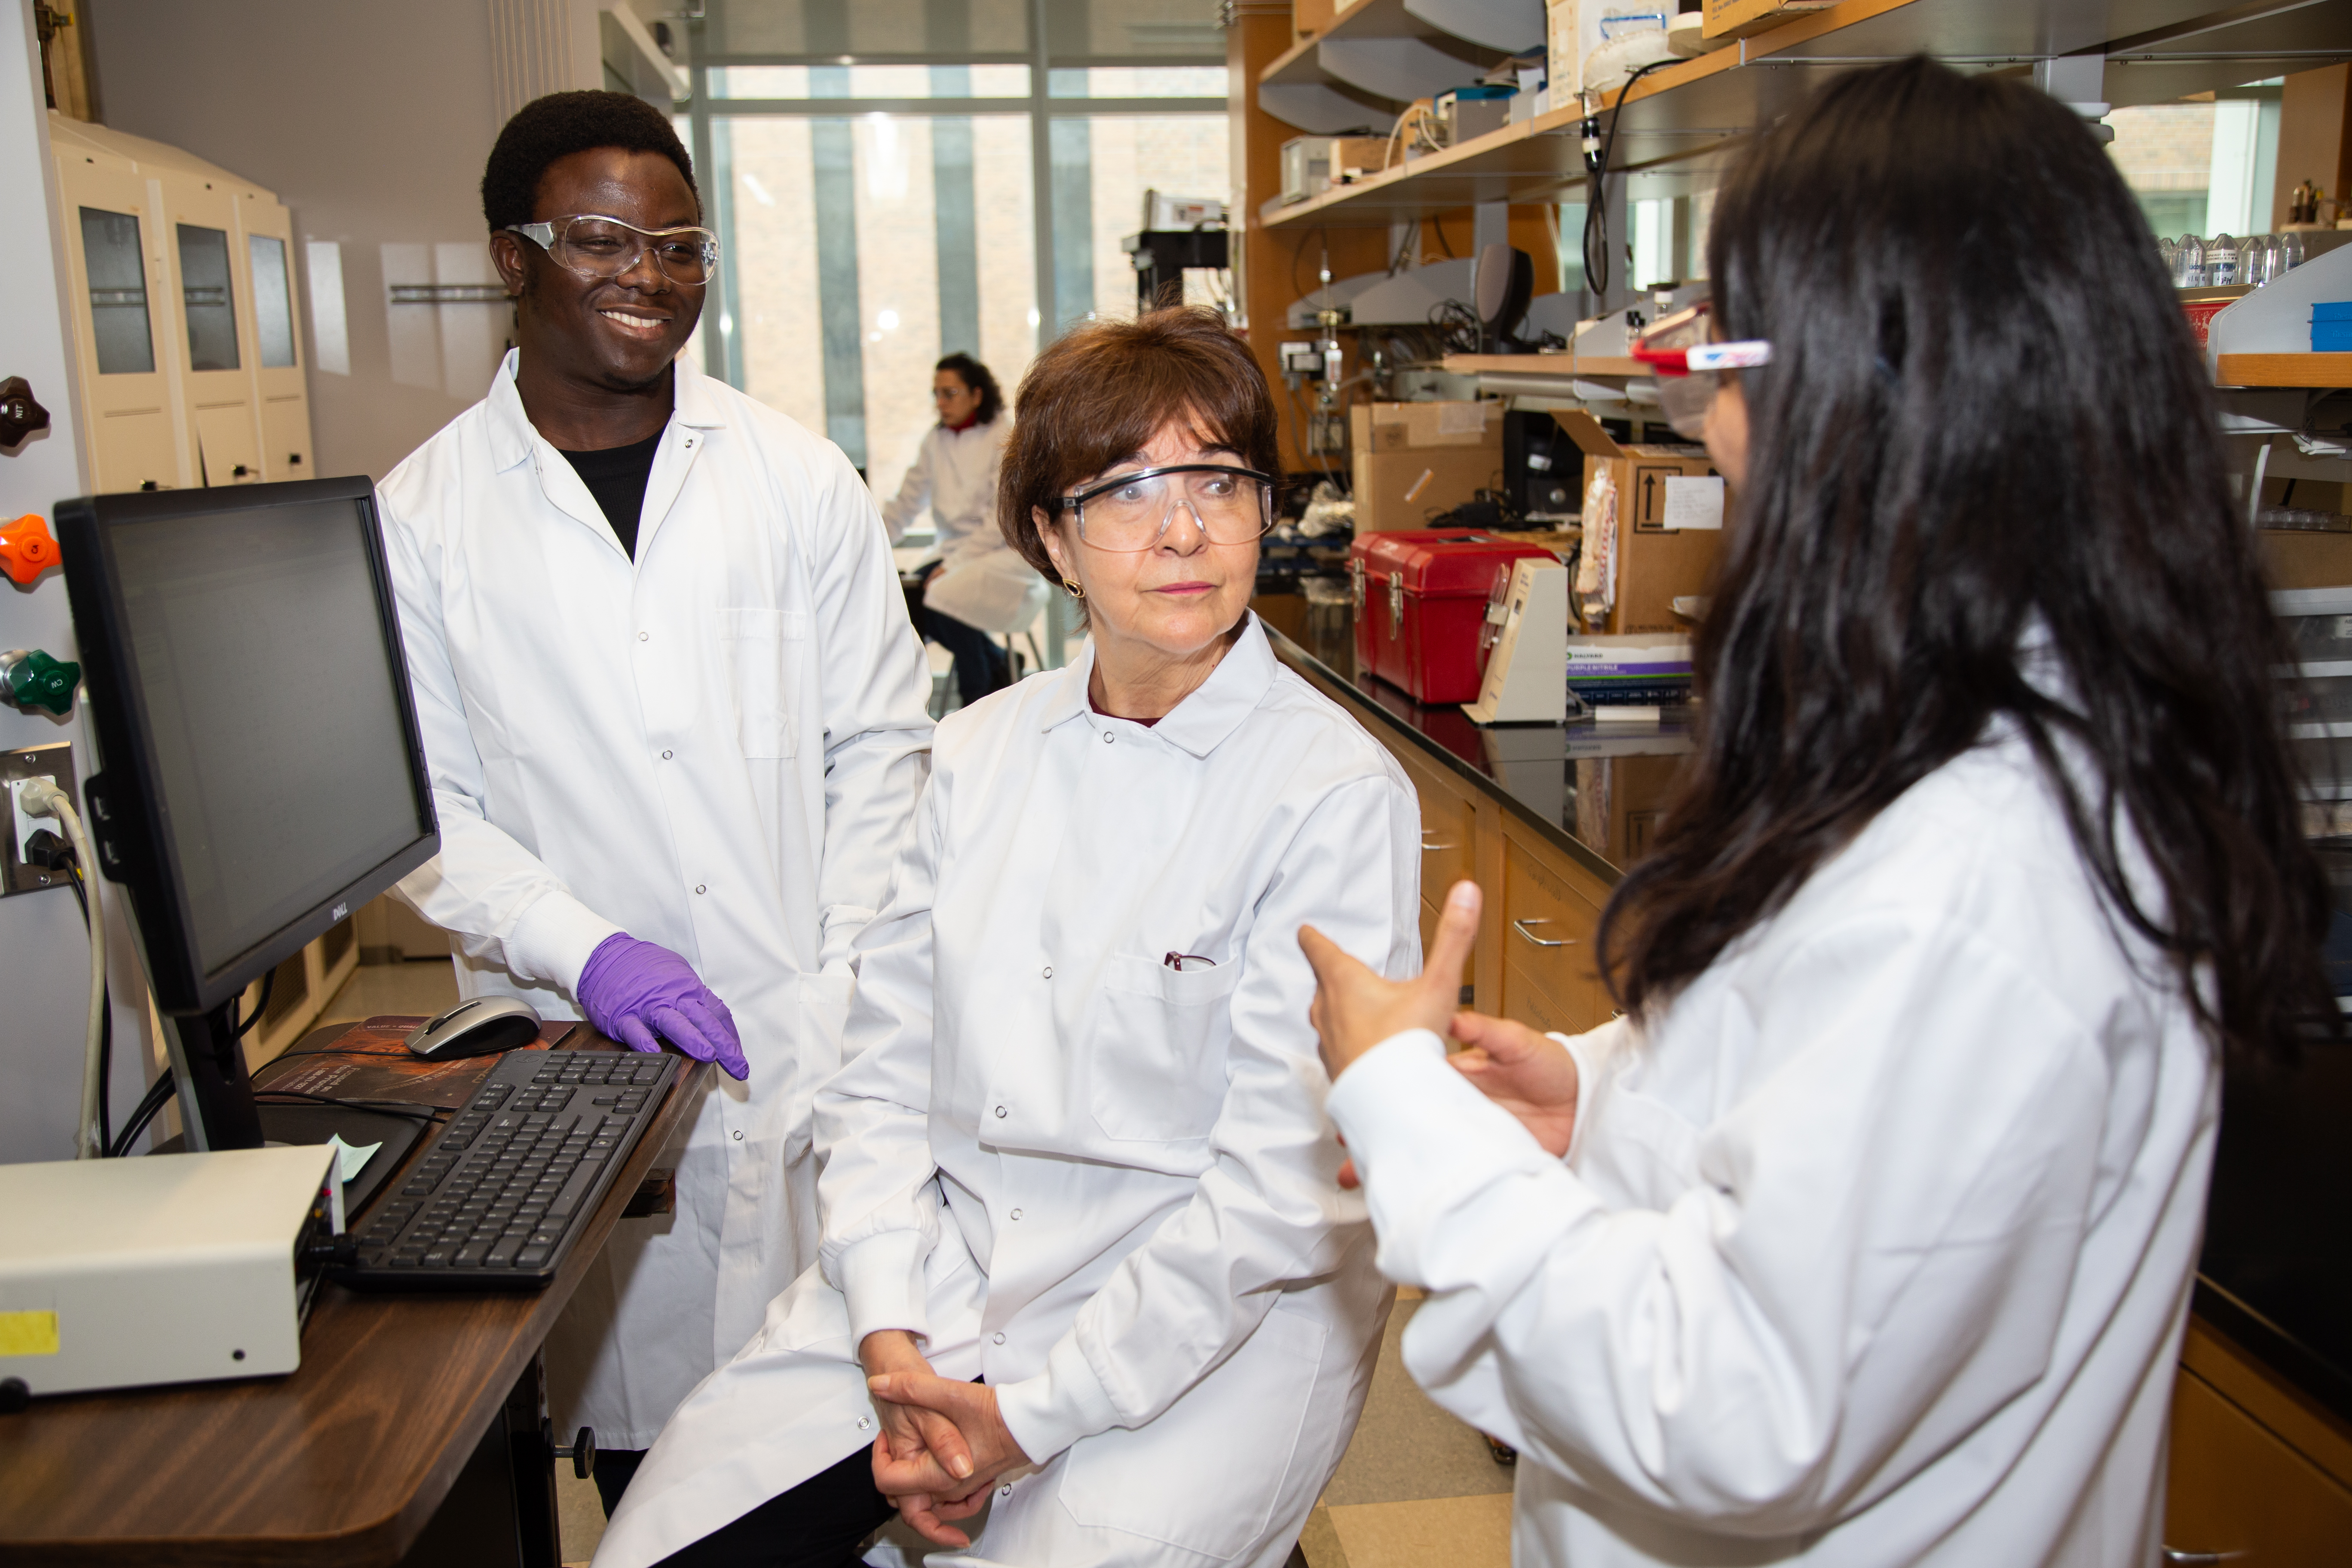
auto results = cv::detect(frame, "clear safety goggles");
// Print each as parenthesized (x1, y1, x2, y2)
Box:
(1630, 303, 1771, 441)
(505, 214, 722, 287)
(1057, 464, 1277, 553)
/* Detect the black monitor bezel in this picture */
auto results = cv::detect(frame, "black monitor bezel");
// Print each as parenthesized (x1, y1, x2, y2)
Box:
(57, 475, 440, 1017)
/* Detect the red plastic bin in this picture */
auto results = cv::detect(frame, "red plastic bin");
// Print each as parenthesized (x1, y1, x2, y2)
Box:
(1348, 530, 1562, 705)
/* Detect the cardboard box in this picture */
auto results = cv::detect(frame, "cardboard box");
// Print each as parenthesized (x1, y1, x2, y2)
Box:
(1351, 402, 1507, 533)
(2258, 528, 2352, 590)
(1702, 0, 1834, 39)
(1556, 410, 1726, 634)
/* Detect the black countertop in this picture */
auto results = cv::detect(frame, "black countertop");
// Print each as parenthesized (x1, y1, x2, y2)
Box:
(1258, 591, 2352, 1428)
(1255, 593, 1696, 891)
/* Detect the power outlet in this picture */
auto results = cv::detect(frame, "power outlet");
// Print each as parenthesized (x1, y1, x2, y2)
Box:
(2, 742, 78, 896)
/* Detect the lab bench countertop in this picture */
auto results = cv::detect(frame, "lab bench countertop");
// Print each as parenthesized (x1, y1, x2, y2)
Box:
(1254, 591, 2352, 1436)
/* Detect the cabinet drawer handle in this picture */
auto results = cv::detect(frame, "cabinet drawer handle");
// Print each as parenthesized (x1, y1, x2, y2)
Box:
(2161, 1551, 2245, 1565)
(1511, 918, 1571, 948)
(1420, 837, 1458, 852)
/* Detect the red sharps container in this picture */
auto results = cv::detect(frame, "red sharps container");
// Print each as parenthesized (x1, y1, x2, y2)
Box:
(1348, 530, 1562, 704)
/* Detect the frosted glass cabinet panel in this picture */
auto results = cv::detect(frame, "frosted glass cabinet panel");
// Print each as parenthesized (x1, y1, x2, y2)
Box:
(248, 234, 297, 370)
(78, 206, 155, 375)
(176, 223, 239, 372)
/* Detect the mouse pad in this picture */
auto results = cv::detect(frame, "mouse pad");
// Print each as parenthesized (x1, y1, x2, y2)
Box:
(252, 1015, 580, 1109)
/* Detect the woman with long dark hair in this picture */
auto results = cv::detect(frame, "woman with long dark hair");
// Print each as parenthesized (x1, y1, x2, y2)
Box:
(1302, 57, 2335, 1567)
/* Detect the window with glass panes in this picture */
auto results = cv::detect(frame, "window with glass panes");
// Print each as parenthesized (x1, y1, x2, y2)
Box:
(681, 0, 1230, 506)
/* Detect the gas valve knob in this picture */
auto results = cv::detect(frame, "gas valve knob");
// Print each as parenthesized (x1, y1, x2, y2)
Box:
(0, 515, 61, 585)
(0, 650, 80, 716)
(0, 379, 50, 448)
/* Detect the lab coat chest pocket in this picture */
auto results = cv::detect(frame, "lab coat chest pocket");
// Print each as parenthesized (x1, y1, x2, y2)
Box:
(717, 607, 805, 759)
(1059, 1301, 1327, 1558)
(1088, 954, 1241, 1143)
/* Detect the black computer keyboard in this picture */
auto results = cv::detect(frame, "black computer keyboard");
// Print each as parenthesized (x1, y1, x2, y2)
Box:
(335, 1048, 681, 1290)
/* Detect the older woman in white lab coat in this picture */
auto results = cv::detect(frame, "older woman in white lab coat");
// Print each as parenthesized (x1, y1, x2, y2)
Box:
(1303, 60, 2340, 1568)
(595, 308, 1420, 1568)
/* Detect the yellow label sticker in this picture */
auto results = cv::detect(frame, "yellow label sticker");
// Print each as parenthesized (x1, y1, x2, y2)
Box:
(0, 1310, 59, 1356)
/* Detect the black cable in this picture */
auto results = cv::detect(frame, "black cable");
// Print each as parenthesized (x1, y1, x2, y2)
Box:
(110, 1072, 175, 1157)
(237, 970, 275, 1037)
(1581, 58, 1677, 305)
(250, 1089, 451, 1125)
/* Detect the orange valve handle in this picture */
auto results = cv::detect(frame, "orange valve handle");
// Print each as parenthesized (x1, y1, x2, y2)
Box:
(0, 515, 60, 585)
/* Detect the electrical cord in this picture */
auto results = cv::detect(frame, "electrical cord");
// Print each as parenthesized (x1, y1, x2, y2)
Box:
(18, 780, 106, 1159)
(250, 1089, 452, 1126)
(110, 1073, 174, 1157)
(59, 862, 111, 1157)
(239, 970, 275, 1036)
(1582, 58, 1677, 305)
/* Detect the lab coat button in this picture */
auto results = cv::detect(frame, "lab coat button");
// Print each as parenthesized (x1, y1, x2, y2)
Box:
(696, 884, 707, 894)
(993, 1332, 1006, 1345)
(1010, 1208, 1022, 1220)
(1041, 965, 1053, 979)
(1000, 1484, 1012, 1497)
(732, 1129, 744, 1141)
(1102, 732, 1113, 743)
(994, 1105, 1007, 1118)
(639, 631, 649, 642)
(857, 1415, 873, 1431)
(662, 749, 673, 760)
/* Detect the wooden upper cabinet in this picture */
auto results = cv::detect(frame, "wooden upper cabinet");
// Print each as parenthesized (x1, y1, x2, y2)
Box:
(2165, 1317, 2352, 1565)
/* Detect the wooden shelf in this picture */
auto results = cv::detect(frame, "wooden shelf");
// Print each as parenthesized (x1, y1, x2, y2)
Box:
(1442, 353, 1643, 377)
(2217, 353, 2352, 389)
(1262, 0, 2352, 230)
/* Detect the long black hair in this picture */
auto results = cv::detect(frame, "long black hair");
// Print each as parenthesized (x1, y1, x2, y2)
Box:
(1599, 57, 2335, 1068)
(937, 352, 1004, 425)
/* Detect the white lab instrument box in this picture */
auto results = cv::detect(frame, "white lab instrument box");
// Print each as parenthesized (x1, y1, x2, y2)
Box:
(0, 1145, 335, 1398)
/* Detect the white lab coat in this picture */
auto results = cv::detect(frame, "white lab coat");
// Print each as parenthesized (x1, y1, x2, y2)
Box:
(880, 417, 1009, 557)
(1326, 715, 2219, 1567)
(883, 417, 1043, 637)
(595, 616, 1421, 1568)
(378, 349, 934, 1448)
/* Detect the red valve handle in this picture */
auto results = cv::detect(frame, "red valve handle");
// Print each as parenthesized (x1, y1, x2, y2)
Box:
(0, 515, 60, 586)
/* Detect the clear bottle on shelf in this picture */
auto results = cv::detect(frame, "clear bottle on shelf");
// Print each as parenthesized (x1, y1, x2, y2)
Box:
(2176, 233, 2205, 288)
(2208, 233, 2240, 287)
(2282, 231, 2306, 273)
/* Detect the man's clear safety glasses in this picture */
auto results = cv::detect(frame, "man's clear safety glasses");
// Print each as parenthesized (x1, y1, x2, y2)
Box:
(504, 214, 722, 288)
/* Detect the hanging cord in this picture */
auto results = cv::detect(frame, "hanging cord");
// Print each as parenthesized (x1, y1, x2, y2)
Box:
(18, 779, 106, 1158)
(1581, 58, 1676, 304)
(61, 861, 111, 1157)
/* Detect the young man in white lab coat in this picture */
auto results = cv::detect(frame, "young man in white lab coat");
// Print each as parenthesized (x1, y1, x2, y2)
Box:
(377, 91, 931, 1508)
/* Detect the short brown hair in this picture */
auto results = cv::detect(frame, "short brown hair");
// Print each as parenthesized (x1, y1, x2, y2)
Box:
(998, 308, 1280, 592)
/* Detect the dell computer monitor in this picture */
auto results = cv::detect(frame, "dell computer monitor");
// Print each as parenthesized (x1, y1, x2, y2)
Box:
(58, 476, 438, 1150)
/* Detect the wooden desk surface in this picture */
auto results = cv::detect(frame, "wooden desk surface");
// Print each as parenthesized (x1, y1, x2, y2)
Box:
(0, 1035, 711, 1567)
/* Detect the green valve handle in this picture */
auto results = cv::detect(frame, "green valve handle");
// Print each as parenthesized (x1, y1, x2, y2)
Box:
(2, 649, 80, 716)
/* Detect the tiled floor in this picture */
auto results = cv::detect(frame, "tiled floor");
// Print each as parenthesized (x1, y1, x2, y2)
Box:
(312, 964, 1514, 1568)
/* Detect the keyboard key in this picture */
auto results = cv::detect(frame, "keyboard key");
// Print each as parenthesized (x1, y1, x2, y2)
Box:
(486, 1235, 524, 1266)
(632, 1063, 665, 1084)
(401, 1181, 435, 1197)
(454, 1243, 490, 1267)
(390, 1252, 423, 1268)
(515, 1244, 553, 1267)
(423, 1247, 453, 1267)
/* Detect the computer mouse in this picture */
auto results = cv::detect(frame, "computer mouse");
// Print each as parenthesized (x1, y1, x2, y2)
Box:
(404, 996, 543, 1060)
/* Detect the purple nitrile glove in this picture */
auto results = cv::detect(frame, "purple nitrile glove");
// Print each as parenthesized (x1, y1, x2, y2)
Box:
(576, 934, 749, 1080)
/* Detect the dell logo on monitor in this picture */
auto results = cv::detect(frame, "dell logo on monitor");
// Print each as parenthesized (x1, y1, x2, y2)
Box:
(331, 902, 348, 922)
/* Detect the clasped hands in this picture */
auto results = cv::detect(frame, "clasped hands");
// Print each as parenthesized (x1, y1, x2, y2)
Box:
(1299, 880, 1583, 1176)
(859, 1329, 1032, 1548)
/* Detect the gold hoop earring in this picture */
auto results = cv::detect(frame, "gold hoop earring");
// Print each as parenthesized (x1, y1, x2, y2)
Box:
(1061, 578, 1084, 600)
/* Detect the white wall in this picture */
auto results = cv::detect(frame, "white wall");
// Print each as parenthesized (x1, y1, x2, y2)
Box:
(81, 0, 521, 483)
(0, 0, 156, 1163)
